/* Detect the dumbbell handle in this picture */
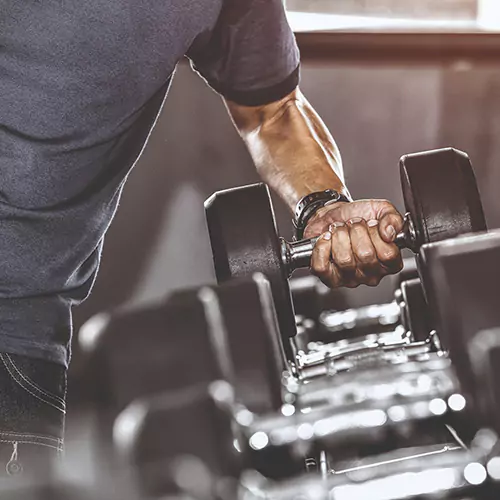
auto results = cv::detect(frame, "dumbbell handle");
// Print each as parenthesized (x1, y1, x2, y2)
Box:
(281, 213, 416, 276)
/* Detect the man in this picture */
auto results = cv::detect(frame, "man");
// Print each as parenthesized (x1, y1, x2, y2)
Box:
(0, 0, 403, 476)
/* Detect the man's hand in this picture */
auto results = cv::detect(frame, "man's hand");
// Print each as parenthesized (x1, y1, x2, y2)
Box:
(306, 200, 404, 288)
(226, 88, 402, 289)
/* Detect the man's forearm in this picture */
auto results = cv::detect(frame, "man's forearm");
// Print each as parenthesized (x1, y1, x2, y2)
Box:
(226, 88, 349, 213)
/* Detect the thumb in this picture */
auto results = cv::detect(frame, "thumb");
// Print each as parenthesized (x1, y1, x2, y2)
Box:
(377, 204, 404, 243)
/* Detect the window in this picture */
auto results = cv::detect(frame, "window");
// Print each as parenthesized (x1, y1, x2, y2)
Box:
(285, 0, 500, 32)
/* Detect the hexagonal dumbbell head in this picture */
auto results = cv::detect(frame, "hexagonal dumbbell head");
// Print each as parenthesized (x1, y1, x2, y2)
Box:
(114, 381, 241, 499)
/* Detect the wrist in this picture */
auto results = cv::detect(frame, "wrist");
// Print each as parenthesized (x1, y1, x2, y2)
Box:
(293, 189, 352, 240)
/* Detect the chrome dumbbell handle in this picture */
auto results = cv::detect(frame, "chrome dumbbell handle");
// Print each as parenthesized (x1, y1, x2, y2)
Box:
(281, 213, 416, 277)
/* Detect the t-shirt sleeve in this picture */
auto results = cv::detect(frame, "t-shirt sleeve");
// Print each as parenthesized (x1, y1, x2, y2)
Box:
(187, 0, 300, 106)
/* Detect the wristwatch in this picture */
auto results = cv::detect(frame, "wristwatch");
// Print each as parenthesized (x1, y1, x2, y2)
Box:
(293, 189, 351, 240)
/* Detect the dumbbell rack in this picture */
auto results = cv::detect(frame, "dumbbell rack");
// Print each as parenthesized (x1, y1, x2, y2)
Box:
(221, 286, 500, 500)
(71, 149, 500, 500)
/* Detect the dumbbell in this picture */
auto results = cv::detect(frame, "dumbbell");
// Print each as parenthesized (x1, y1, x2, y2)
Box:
(397, 278, 434, 343)
(318, 440, 500, 500)
(418, 229, 500, 434)
(79, 274, 287, 420)
(0, 485, 99, 500)
(291, 258, 416, 347)
(113, 381, 241, 499)
(82, 278, 468, 478)
(314, 261, 425, 347)
(394, 256, 419, 288)
(309, 275, 432, 359)
(114, 379, 498, 500)
(205, 148, 486, 351)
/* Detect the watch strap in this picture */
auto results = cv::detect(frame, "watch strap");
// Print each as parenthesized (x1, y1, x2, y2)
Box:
(293, 189, 351, 240)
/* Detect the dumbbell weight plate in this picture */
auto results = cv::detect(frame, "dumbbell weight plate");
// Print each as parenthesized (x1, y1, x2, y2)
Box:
(399, 148, 486, 250)
(210, 274, 286, 414)
(394, 257, 419, 289)
(419, 230, 500, 427)
(205, 183, 297, 353)
(400, 278, 431, 343)
(79, 292, 228, 417)
(114, 381, 240, 498)
(469, 328, 500, 435)
(80, 275, 284, 417)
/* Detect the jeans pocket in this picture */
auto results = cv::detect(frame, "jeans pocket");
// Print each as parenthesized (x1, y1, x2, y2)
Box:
(0, 353, 66, 414)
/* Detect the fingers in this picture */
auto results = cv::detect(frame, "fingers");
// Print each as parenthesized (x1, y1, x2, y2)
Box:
(330, 222, 355, 273)
(310, 219, 403, 289)
(346, 218, 379, 286)
(310, 231, 342, 288)
(377, 205, 404, 244)
(366, 219, 403, 274)
(311, 223, 379, 289)
(307, 199, 405, 289)
(329, 222, 358, 288)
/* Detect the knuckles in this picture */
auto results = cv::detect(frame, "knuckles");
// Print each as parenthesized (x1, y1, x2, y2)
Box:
(366, 276, 382, 287)
(379, 247, 400, 263)
(307, 197, 405, 289)
(335, 255, 356, 269)
(356, 249, 377, 263)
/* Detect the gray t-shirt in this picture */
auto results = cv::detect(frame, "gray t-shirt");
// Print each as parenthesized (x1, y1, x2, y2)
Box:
(0, 0, 300, 366)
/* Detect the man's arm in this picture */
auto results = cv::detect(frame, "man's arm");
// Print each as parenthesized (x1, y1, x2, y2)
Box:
(225, 88, 404, 289)
(225, 88, 348, 212)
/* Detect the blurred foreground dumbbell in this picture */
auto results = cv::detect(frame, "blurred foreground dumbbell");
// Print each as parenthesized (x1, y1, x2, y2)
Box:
(80, 274, 465, 480)
(205, 148, 486, 356)
(418, 229, 500, 434)
(0, 483, 104, 500)
(114, 381, 500, 500)
(79, 274, 285, 421)
(114, 382, 240, 499)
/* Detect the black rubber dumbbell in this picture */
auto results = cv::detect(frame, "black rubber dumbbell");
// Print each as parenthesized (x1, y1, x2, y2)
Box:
(114, 381, 240, 499)
(205, 148, 486, 354)
(418, 229, 500, 434)
(79, 274, 285, 419)
(397, 278, 433, 343)
(117, 384, 500, 500)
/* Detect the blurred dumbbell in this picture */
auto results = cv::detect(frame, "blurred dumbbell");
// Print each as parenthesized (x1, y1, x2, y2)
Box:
(396, 278, 434, 344)
(309, 259, 426, 348)
(87, 281, 470, 480)
(0, 484, 101, 500)
(278, 439, 500, 500)
(419, 229, 500, 434)
(114, 381, 241, 499)
(299, 278, 432, 377)
(79, 274, 285, 419)
(114, 380, 500, 500)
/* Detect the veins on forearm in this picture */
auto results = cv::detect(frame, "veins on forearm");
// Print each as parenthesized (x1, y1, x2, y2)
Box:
(227, 89, 348, 212)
